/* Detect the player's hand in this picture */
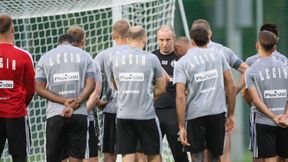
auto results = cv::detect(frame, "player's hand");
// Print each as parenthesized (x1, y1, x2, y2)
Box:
(97, 100, 109, 110)
(64, 98, 79, 110)
(274, 115, 288, 128)
(61, 106, 74, 118)
(178, 127, 190, 146)
(226, 115, 235, 135)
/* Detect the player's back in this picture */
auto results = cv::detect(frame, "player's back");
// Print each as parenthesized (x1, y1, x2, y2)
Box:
(175, 47, 230, 120)
(112, 46, 163, 120)
(246, 56, 288, 126)
(36, 44, 95, 118)
(95, 45, 129, 113)
(0, 44, 34, 117)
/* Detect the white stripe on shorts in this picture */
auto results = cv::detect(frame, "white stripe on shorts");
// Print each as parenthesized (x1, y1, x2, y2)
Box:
(154, 116, 162, 153)
(25, 116, 31, 154)
(85, 118, 90, 159)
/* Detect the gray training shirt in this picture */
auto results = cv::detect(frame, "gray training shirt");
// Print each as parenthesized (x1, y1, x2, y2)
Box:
(246, 56, 288, 126)
(35, 44, 96, 119)
(95, 45, 129, 114)
(246, 50, 287, 67)
(112, 46, 164, 120)
(174, 47, 230, 120)
(208, 41, 243, 70)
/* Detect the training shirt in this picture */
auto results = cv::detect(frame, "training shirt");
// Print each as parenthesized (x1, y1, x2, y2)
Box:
(95, 45, 129, 114)
(112, 46, 163, 120)
(0, 44, 35, 118)
(35, 44, 96, 119)
(152, 50, 178, 109)
(246, 51, 287, 67)
(245, 56, 288, 126)
(208, 41, 243, 70)
(174, 47, 230, 120)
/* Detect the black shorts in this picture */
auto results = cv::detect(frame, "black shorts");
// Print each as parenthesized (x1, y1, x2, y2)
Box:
(254, 123, 288, 158)
(0, 116, 31, 157)
(101, 112, 117, 154)
(185, 112, 226, 157)
(46, 115, 88, 162)
(117, 118, 162, 155)
(86, 120, 98, 158)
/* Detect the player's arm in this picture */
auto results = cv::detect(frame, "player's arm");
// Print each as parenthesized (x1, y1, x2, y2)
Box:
(76, 57, 96, 109)
(224, 69, 236, 133)
(154, 75, 167, 99)
(35, 80, 73, 105)
(86, 79, 102, 111)
(24, 55, 35, 106)
(235, 62, 249, 94)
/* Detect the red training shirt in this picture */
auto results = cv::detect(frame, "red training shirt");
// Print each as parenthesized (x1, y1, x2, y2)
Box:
(0, 43, 35, 118)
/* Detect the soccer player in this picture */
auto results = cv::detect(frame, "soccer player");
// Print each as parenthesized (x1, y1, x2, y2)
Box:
(191, 19, 248, 162)
(95, 20, 148, 162)
(174, 27, 236, 162)
(35, 34, 95, 162)
(111, 25, 166, 162)
(243, 23, 288, 162)
(0, 14, 35, 162)
(67, 25, 101, 162)
(152, 25, 189, 162)
(174, 36, 192, 57)
(245, 30, 288, 162)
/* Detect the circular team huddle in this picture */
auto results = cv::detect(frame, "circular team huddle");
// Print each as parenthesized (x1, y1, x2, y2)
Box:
(0, 13, 287, 162)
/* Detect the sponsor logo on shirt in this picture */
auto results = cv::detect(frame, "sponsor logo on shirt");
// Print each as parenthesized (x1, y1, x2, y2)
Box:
(194, 69, 218, 82)
(53, 72, 80, 82)
(0, 80, 14, 89)
(119, 73, 144, 82)
(162, 60, 168, 65)
(264, 89, 287, 99)
(170, 60, 177, 67)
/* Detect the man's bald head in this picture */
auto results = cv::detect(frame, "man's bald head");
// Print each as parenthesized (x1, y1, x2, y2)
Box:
(174, 36, 192, 57)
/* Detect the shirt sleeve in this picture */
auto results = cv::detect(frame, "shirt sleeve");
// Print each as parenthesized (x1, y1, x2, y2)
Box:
(221, 53, 231, 72)
(94, 60, 102, 82)
(245, 68, 255, 89)
(151, 54, 164, 78)
(173, 60, 187, 84)
(85, 55, 96, 78)
(224, 47, 243, 69)
(35, 57, 47, 82)
(24, 53, 35, 106)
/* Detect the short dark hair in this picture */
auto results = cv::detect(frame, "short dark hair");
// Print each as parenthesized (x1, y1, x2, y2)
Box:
(260, 23, 279, 37)
(190, 27, 209, 47)
(58, 34, 75, 44)
(0, 14, 13, 34)
(258, 30, 276, 51)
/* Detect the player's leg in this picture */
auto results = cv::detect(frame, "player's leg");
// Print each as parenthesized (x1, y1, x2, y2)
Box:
(186, 117, 206, 162)
(67, 114, 88, 162)
(6, 117, 30, 162)
(221, 133, 231, 162)
(276, 127, 288, 162)
(46, 115, 67, 162)
(0, 118, 6, 158)
(164, 108, 189, 162)
(117, 118, 137, 162)
(84, 120, 98, 162)
(135, 141, 147, 162)
(255, 124, 277, 162)
(134, 118, 162, 162)
(206, 113, 226, 162)
(102, 113, 117, 162)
